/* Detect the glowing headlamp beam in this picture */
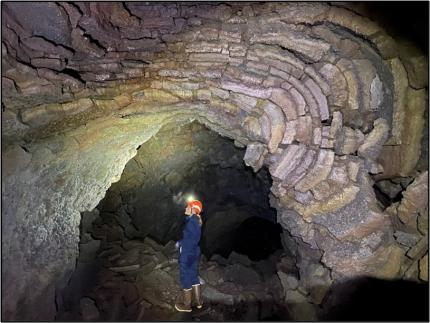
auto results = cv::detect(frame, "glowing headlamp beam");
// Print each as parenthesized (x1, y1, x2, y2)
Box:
(186, 195, 196, 203)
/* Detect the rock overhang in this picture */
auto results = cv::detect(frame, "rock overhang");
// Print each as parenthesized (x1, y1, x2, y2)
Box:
(1, 2, 428, 320)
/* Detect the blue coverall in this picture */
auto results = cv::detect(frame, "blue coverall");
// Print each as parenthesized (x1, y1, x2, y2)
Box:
(178, 214, 201, 289)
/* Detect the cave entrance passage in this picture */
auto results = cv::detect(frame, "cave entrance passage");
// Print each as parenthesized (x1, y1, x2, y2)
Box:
(231, 216, 283, 261)
(58, 120, 289, 321)
(202, 208, 284, 262)
(94, 120, 281, 262)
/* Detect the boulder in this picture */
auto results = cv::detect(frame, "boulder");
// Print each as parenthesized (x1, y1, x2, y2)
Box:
(300, 262, 332, 305)
(225, 263, 261, 285)
(228, 251, 252, 267)
(202, 285, 234, 305)
(116, 248, 140, 266)
(287, 302, 318, 321)
(243, 142, 268, 172)
(210, 254, 229, 266)
(277, 271, 299, 291)
(122, 282, 140, 306)
(285, 289, 307, 303)
(79, 297, 99, 321)
(375, 180, 402, 200)
(202, 266, 225, 286)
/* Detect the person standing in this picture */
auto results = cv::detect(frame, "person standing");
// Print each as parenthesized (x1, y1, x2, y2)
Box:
(175, 199, 203, 312)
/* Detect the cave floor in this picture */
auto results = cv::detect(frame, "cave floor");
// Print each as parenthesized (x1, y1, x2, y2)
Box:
(56, 237, 289, 321)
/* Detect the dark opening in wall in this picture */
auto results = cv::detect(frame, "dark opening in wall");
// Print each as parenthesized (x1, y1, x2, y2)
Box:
(57, 120, 288, 321)
(209, 216, 283, 261)
(233, 217, 283, 261)
(372, 177, 413, 209)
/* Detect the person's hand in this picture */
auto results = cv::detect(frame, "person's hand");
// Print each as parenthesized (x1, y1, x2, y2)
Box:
(175, 241, 180, 250)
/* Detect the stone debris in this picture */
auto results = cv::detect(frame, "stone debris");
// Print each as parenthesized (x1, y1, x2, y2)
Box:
(203, 285, 235, 306)
(227, 251, 252, 267)
(2, 2, 428, 321)
(59, 231, 290, 321)
(277, 271, 299, 291)
(374, 180, 403, 200)
(109, 264, 141, 272)
(79, 297, 100, 321)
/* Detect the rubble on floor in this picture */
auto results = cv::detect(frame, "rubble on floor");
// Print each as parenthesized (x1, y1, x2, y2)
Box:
(57, 231, 292, 321)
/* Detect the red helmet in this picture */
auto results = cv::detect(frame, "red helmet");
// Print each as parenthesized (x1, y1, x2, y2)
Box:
(187, 200, 203, 214)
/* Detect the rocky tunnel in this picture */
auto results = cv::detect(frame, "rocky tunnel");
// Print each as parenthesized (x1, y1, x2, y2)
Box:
(1, 2, 429, 321)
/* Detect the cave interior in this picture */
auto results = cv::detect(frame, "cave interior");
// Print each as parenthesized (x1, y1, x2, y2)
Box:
(1, 1, 429, 322)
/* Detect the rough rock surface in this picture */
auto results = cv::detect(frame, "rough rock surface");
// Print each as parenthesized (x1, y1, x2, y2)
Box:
(57, 222, 288, 321)
(1, 2, 428, 321)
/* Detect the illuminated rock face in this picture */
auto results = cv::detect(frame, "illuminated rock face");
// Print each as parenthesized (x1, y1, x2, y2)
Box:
(1, 2, 428, 320)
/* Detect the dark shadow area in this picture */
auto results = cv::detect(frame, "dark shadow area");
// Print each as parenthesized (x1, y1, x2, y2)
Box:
(169, 300, 292, 321)
(369, 2, 429, 55)
(231, 217, 283, 261)
(322, 277, 429, 321)
(372, 183, 402, 208)
(338, 2, 429, 55)
(56, 121, 286, 321)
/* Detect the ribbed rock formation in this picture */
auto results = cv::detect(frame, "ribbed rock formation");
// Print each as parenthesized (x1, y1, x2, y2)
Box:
(2, 2, 428, 320)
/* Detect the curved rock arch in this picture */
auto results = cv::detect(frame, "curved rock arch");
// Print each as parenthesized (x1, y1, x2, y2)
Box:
(2, 2, 427, 320)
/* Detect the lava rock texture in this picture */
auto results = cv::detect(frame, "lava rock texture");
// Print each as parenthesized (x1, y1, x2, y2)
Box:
(2, 2, 428, 320)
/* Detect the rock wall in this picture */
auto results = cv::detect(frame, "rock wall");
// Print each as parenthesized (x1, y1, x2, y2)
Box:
(2, 2, 428, 320)
(95, 121, 275, 254)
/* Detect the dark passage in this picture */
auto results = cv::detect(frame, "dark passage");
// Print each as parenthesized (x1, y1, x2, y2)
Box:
(56, 121, 287, 321)
(372, 176, 414, 209)
(323, 277, 429, 321)
(229, 217, 283, 262)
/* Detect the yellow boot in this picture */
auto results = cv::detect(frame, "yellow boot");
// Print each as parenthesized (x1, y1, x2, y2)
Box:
(192, 284, 203, 309)
(175, 288, 192, 312)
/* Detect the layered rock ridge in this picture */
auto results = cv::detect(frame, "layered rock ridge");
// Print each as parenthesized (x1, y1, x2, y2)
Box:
(2, 2, 428, 320)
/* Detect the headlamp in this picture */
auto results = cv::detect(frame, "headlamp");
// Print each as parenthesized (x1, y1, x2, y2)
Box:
(186, 195, 196, 203)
